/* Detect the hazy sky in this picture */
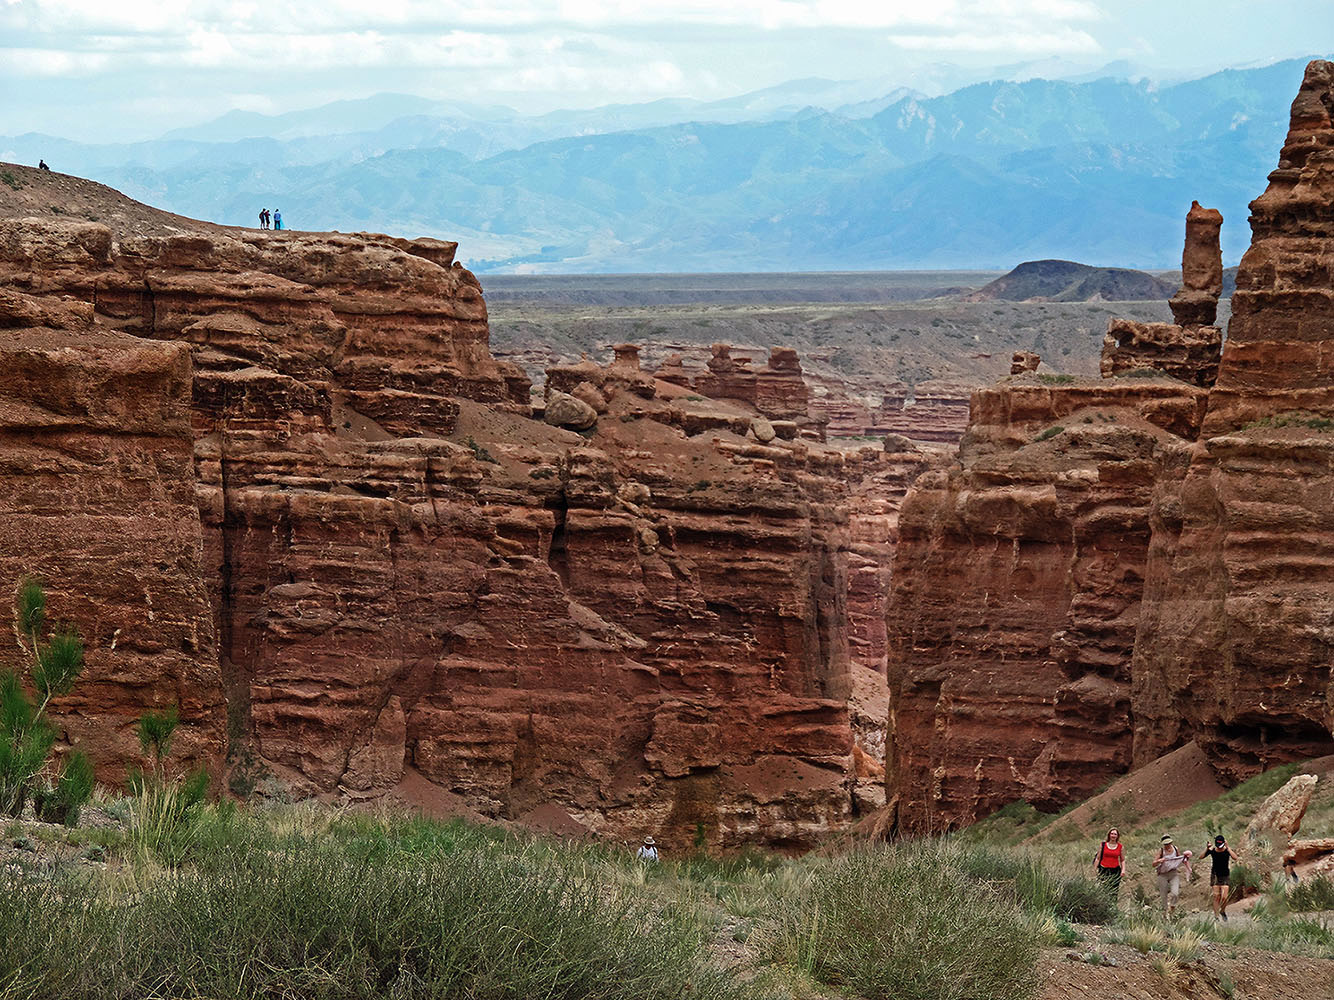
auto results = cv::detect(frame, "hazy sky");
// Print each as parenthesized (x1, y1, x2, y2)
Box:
(3, 0, 1332, 141)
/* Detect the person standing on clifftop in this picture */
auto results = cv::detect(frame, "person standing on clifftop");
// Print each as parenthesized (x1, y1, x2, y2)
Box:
(258, 208, 269, 229)
(273, 209, 283, 231)
(1203, 834, 1241, 922)
(1154, 835, 1192, 918)
(1094, 828, 1125, 905)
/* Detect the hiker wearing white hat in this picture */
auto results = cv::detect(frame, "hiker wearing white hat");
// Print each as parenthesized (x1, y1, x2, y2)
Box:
(636, 835, 659, 863)
(1153, 834, 1193, 917)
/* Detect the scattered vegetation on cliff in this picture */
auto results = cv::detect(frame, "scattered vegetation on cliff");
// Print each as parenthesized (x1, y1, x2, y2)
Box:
(0, 579, 92, 826)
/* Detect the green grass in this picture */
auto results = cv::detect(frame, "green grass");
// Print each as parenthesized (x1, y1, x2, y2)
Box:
(767, 843, 1039, 1000)
(1243, 412, 1334, 432)
(1289, 875, 1334, 913)
(0, 814, 744, 1000)
(4, 757, 1334, 1000)
(1033, 425, 1065, 442)
(1036, 373, 1076, 385)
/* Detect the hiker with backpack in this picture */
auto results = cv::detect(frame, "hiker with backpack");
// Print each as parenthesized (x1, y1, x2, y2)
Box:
(258, 208, 270, 229)
(1093, 827, 1125, 904)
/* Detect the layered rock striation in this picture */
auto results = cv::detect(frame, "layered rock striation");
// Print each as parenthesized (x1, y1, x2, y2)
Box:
(1131, 60, 1334, 779)
(886, 377, 1207, 828)
(0, 191, 933, 847)
(887, 60, 1334, 831)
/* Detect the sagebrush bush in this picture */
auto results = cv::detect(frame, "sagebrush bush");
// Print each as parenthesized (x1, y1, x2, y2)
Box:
(0, 834, 746, 1000)
(1289, 875, 1334, 913)
(767, 844, 1039, 1000)
(954, 846, 1115, 924)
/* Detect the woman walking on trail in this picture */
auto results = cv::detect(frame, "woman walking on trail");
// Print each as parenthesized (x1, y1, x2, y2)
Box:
(1203, 834, 1241, 921)
(1154, 834, 1192, 918)
(1094, 828, 1125, 904)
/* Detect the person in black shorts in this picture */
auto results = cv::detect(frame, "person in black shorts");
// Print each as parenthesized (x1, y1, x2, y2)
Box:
(1203, 834, 1241, 921)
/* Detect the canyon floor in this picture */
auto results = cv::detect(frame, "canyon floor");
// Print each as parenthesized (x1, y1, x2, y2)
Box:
(484, 270, 1200, 412)
(2, 752, 1332, 1000)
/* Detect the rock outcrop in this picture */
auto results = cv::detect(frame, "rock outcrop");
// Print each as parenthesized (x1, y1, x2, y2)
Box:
(0, 189, 936, 848)
(1247, 774, 1318, 839)
(0, 323, 223, 778)
(1010, 351, 1041, 375)
(886, 377, 1207, 828)
(1131, 60, 1334, 779)
(1100, 203, 1224, 388)
(886, 60, 1334, 831)
(1169, 201, 1225, 326)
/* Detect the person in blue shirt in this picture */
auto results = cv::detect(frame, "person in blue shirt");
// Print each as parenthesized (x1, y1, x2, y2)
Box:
(273, 209, 283, 231)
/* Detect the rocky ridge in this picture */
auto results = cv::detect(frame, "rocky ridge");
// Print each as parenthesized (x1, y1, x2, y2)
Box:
(0, 173, 935, 847)
(885, 60, 1334, 831)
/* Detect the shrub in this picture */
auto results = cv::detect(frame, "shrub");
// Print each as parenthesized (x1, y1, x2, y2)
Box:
(1033, 425, 1065, 443)
(34, 750, 94, 826)
(955, 846, 1115, 924)
(1227, 862, 1263, 902)
(768, 845, 1039, 1000)
(1290, 875, 1334, 912)
(128, 705, 209, 863)
(1037, 373, 1076, 385)
(464, 435, 498, 464)
(0, 836, 745, 1000)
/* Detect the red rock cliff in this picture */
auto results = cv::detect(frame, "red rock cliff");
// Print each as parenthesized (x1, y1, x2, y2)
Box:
(1131, 60, 1334, 778)
(0, 183, 931, 847)
(886, 60, 1334, 831)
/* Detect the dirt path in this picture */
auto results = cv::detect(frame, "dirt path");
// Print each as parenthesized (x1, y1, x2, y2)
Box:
(1041, 935, 1334, 1000)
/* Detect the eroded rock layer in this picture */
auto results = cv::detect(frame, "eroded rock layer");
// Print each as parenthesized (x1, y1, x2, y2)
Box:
(1131, 60, 1334, 778)
(886, 378, 1206, 829)
(0, 321, 223, 777)
(0, 195, 932, 847)
(887, 59, 1334, 831)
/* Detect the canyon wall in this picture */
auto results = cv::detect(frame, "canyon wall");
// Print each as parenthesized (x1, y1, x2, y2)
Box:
(0, 200, 931, 847)
(1131, 60, 1334, 780)
(886, 60, 1334, 831)
(0, 295, 223, 776)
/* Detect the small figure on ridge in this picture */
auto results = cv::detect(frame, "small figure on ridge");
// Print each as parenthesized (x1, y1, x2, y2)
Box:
(38, 159, 49, 171)
(259, 208, 270, 229)
(273, 208, 283, 231)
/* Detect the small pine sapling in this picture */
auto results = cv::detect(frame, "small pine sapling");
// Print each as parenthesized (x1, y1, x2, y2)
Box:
(1, 578, 92, 823)
(129, 704, 208, 861)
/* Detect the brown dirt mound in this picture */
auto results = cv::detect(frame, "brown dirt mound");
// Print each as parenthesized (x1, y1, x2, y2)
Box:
(1028, 743, 1226, 842)
(0, 161, 233, 239)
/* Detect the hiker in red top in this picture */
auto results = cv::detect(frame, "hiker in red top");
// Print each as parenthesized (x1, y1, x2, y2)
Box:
(1094, 828, 1125, 905)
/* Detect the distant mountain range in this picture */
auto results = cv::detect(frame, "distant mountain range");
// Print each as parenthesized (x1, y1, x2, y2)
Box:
(1, 57, 1325, 273)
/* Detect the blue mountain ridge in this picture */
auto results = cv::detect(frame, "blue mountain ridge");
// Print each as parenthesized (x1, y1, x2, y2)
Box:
(0, 56, 1324, 272)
